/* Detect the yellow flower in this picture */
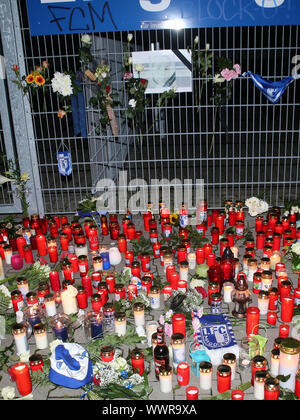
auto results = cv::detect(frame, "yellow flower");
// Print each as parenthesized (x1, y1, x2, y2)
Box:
(26, 74, 35, 84)
(57, 109, 67, 119)
(170, 213, 179, 225)
(34, 74, 45, 86)
(20, 173, 29, 181)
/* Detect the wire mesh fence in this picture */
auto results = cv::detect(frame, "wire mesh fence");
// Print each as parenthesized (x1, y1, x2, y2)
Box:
(8, 0, 300, 214)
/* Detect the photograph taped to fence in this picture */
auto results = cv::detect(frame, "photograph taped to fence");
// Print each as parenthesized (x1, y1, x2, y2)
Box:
(132, 50, 192, 94)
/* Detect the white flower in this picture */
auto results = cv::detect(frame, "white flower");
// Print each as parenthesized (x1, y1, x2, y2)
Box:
(112, 357, 128, 372)
(51, 72, 73, 97)
(205, 43, 210, 50)
(81, 34, 92, 45)
(127, 33, 133, 42)
(1, 386, 15, 400)
(19, 351, 30, 363)
(49, 339, 63, 354)
(128, 57, 133, 65)
(213, 73, 225, 84)
(0, 175, 12, 185)
(284, 211, 290, 217)
(246, 197, 268, 217)
(291, 242, 300, 256)
(134, 64, 144, 73)
(190, 278, 205, 290)
(194, 36, 199, 45)
(129, 99, 137, 108)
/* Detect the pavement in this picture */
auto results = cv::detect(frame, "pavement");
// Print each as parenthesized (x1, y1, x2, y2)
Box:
(0, 213, 298, 401)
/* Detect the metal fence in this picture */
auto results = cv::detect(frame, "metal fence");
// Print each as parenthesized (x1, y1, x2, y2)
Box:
(2, 0, 300, 215)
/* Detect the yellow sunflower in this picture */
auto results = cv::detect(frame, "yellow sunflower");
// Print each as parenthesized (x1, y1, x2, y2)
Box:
(170, 213, 179, 225)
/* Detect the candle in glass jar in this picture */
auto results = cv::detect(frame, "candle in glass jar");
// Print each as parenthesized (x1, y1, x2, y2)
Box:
(44, 293, 57, 317)
(246, 307, 260, 336)
(270, 251, 282, 271)
(149, 286, 160, 309)
(146, 321, 159, 347)
(60, 285, 78, 315)
(251, 355, 267, 386)
(257, 290, 269, 316)
(231, 390, 245, 400)
(114, 312, 126, 336)
(133, 303, 145, 327)
(171, 333, 186, 367)
(177, 362, 190, 386)
(12, 323, 29, 355)
(217, 365, 231, 393)
(199, 361, 213, 390)
(33, 323, 48, 350)
(254, 371, 268, 400)
(36, 234, 47, 256)
(186, 386, 199, 400)
(281, 295, 295, 323)
(11, 363, 32, 396)
(131, 349, 145, 375)
(3, 245, 12, 264)
(50, 314, 70, 342)
(159, 366, 173, 394)
(172, 313, 186, 337)
(279, 340, 300, 392)
(222, 353, 237, 380)
(177, 280, 187, 293)
(223, 282, 234, 303)
(270, 348, 280, 377)
(187, 252, 196, 270)
(179, 261, 189, 281)
(264, 377, 280, 400)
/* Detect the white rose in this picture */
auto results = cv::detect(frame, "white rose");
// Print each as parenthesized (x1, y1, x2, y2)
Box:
(128, 57, 133, 65)
(194, 35, 199, 45)
(112, 357, 128, 372)
(291, 242, 300, 256)
(1, 386, 15, 400)
(81, 34, 92, 45)
(127, 33, 133, 42)
(205, 43, 210, 50)
(134, 64, 144, 73)
(129, 99, 137, 108)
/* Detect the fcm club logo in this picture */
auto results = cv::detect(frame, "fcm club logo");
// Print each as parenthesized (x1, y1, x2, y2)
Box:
(254, 0, 285, 8)
(139, 0, 171, 12)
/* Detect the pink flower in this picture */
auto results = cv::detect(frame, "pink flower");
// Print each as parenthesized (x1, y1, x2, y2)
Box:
(233, 64, 241, 75)
(123, 72, 133, 80)
(164, 322, 173, 338)
(221, 68, 239, 81)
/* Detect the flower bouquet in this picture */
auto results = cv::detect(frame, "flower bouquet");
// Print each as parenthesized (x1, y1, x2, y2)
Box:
(290, 242, 300, 274)
(245, 196, 269, 217)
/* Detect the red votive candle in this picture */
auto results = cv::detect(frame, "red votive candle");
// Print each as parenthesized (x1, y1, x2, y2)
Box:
(16, 236, 26, 258)
(267, 312, 277, 325)
(206, 253, 216, 267)
(23, 245, 34, 264)
(169, 272, 179, 290)
(217, 365, 231, 393)
(36, 234, 47, 256)
(256, 231, 265, 250)
(196, 247, 205, 264)
(281, 295, 295, 323)
(49, 271, 61, 291)
(246, 307, 260, 336)
(228, 211, 236, 227)
(186, 386, 198, 400)
(82, 275, 93, 297)
(131, 349, 144, 375)
(11, 363, 32, 396)
(127, 284, 138, 300)
(48, 246, 58, 263)
(177, 362, 190, 386)
(279, 324, 290, 338)
(204, 243, 213, 259)
(231, 389, 245, 400)
(77, 286, 88, 309)
(125, 251, 134, 267)
(172, 313, 186, 337)
(166, 264, 176, 282)
(216, 215, 225, 235)
(211, 227, 219, 245)
(177, 280, 187, 293)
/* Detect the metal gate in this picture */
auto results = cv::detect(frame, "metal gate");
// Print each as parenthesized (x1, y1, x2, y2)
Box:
(2, 0, 300, 215)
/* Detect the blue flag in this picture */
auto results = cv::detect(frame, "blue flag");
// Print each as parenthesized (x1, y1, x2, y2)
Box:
(243, 72, 298, 104)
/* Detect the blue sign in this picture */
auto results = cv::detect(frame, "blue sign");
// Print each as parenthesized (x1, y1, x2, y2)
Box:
(27, 0, 299, 36)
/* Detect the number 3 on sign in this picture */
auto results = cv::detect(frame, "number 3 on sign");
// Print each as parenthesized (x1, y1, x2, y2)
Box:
(139, 0, 171, 12)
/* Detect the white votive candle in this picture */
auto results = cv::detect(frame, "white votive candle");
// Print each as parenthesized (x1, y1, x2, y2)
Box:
(60, 285, 78, 315)
(133, 303, 145, 327)
(159, 366, 173, 393)
(33, 324, 48, 350)
(223, 282, 234, 303)
(270, 348, 280, 377)
(44, 293, 57, 317)
(114, 312, 127, 336)
(12, 324, 29, 355)
(199, 361, 213, 390)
